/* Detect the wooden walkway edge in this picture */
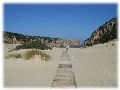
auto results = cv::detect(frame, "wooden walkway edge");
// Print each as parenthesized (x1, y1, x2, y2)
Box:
(51, 50, 77, 87)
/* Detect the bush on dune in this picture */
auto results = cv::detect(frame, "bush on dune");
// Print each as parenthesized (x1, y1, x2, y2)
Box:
(14, 41, 52, 50)
(24, 49, 51, 61)
(6, 50, 50, 61)
(8, 53, 22, 59)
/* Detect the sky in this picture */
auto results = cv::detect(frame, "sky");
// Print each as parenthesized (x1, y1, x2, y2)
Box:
(4, 4, 117, 41)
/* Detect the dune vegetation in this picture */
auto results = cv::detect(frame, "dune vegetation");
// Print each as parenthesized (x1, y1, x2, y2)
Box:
(24, 49, 51, 61)
(14, 41, 52, 50)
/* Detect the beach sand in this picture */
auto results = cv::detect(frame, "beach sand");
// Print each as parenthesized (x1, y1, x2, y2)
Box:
(4, 41, 117, 87)
(68, 41, 117, 87)
(4, 45, 62, 87)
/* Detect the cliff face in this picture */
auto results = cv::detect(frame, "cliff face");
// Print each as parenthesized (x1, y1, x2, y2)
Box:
(84, 17, 117, 46)
(3, 31, 55, 44)
(3, 31, 80, 47)
(52, 39, 80, 47)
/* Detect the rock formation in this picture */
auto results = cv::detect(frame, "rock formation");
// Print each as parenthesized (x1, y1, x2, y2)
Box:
(3, 31, 80, 47)
(84, 17, 117, 46)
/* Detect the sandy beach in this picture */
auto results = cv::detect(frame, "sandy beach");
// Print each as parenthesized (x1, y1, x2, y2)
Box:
(3, 4, 118, 88)
(4, 41, 117, 87)
(68, 41, 117, 87)
(4, 45, 62, 87)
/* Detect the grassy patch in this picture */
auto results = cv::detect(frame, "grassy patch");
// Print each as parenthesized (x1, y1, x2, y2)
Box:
(8, 54, 22, 59)
(14, 41, 52, 50)
(8, 49, 13, 52)
(24, 49, 51, 61)
(111, 43, 115, 46)
(88, 45, 93, 47)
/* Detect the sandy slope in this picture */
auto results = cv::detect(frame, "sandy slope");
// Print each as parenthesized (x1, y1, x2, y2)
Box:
(68, 41, 117, 87)
(4, 46, 62, 87)
(4, 40, 117, 87)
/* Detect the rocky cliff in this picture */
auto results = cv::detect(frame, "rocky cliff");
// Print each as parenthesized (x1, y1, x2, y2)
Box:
(84, 17, 117, 46)
(4, 31, 80, 47)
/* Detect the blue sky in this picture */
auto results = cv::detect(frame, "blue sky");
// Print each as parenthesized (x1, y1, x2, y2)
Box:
(4, 4, 117, 41)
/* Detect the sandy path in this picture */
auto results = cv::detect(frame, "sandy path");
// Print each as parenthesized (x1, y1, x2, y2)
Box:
(52, 50, 77, 87)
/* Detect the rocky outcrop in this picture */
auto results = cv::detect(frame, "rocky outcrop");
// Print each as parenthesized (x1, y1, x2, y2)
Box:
(84, 17, 117, 46)
(49, 39, 80, 47)
(4, 31, 80, 47)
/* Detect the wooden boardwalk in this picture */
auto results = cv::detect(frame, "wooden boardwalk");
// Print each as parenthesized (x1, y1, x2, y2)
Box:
(51, 50, 77, 87)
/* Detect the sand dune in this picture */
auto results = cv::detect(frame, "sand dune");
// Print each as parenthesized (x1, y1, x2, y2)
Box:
(4, 41, 117, 87)
(68, 41, 117, 87)
(4, 46, 62, 87)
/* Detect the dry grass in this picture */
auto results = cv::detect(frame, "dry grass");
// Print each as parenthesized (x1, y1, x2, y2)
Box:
(7, 53, 22, 59)
(24, 49, 51, 61)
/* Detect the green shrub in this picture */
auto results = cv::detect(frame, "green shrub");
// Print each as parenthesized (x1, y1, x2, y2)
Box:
(112, 43, 115, 46)
(15, 41, 52, 50)
(9, 54, 22, 59)
(88, 45, 92, 47)
(24, 49, 51, 61)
